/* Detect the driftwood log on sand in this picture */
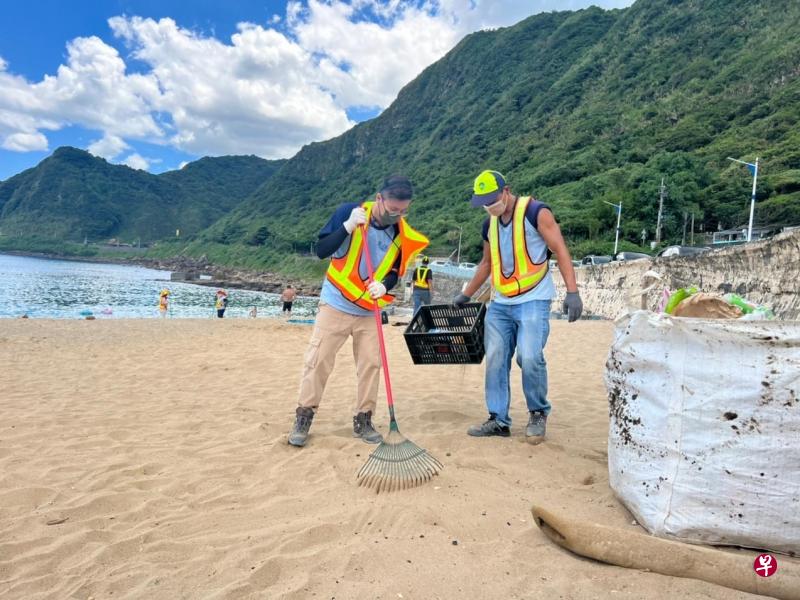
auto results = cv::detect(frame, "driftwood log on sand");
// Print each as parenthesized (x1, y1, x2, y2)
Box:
(531, 504, 800, 600)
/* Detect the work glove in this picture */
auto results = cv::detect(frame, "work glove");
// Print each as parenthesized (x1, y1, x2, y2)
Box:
(343, 207, 367, 234)
(563, 291, 583, 323)
(452, 293, 471, 308)
(367, 280, 387, 299)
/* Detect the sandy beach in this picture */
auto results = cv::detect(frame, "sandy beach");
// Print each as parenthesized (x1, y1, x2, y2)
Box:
(0, 317, 784, 599)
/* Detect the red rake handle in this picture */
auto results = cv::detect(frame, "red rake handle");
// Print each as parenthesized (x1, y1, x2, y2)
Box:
(359, 224, 396, 413)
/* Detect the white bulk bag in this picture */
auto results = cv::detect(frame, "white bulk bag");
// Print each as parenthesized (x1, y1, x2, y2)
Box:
(606, 310, 800, 555)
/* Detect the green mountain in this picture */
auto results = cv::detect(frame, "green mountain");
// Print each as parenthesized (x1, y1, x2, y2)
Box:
(3, 0, 800, 276)
(0, 147, 284, 248)
(188, 0, 800, 268)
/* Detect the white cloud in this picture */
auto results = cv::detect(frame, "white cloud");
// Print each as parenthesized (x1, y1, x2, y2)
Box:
(2, 131, 48, 152)
(88, 134, 129, 159)
(293, 0, 459, 108)
(108, 15, 353, 157)
(0, 1, 634, 168)
(121, 152, 150, 170)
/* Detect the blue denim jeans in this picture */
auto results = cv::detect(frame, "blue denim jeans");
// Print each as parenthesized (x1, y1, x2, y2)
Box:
(484, 299, 551, 426)
(413, 289, 431, 314)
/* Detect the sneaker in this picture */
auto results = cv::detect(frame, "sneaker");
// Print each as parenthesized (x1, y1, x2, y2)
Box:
(467, 415, 510, 437)
(353, 411, 383, 444)
(526, 411, 547, 443)
(288, 407, 315, 447)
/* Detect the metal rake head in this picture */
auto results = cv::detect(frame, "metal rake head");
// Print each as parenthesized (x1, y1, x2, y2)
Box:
(356, 429, 443, 493)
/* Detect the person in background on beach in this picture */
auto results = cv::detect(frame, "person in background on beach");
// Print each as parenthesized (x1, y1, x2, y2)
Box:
(249, 305, 258, 318)
(280, 285, 297, 316)
(287, 175, 429, 447)
(411, 256, 433, 314)
(215, 290, 228, 318)
(453, 170, 583, 443)
(158, 289, 170, 318)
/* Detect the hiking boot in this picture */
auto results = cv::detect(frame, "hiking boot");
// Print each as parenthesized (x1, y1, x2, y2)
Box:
(467, 415, 510, 437)
(353, 411, 383, 444)
(526, 411, 547, 443)
(288, 407, 315, 447)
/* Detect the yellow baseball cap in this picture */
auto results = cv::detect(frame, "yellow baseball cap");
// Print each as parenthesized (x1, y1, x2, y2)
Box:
(470, 170, 506, 207)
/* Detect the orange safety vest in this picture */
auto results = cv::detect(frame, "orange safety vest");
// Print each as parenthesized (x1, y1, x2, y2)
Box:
(326, 202, 429, 310)
(414, 267, 430, 289)
(488, 196, 549, 297)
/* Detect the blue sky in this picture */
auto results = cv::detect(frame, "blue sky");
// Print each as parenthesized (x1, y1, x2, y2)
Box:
(0, 0, 632, 181)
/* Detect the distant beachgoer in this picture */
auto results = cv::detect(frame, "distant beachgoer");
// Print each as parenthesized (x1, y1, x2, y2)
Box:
(215, 290, 228, 318)
(411, 256, 433, 314)
(249, 305, 258, 318)
(280, 285, 297, 315)
(158, 289, 170, 317)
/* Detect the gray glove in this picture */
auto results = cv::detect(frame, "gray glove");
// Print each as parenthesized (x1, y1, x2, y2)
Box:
(563, 291, 583, 323)
(452, 293, 471, 308)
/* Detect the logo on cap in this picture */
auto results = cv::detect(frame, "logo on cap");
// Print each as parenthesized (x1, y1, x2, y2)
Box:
(470, 170, 506, 207)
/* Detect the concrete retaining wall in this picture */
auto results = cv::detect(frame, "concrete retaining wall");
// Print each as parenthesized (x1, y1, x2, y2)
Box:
(399, 230, 800, 320)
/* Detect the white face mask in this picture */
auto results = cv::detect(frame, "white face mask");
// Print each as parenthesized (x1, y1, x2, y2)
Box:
(483, 196, 505, 217)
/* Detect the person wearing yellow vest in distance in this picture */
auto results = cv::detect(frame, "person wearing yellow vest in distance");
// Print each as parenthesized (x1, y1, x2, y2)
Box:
(288, 175, 429, 447)
(411, 256, 433, 314)
(158, 289, 170, 317)
(454, 170, 583, 443)
(215, 289, 228, 318)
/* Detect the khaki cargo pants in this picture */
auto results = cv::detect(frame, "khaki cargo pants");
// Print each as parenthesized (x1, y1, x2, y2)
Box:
(297, 303, 381, 415)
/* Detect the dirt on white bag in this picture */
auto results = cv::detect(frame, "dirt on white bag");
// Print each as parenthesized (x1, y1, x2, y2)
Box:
(606, 310, 800, 555)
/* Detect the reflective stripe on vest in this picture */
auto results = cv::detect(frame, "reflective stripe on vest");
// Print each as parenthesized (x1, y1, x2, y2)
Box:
(414, 267, 430, 289)
(488, 196, 548, 297)
(326, 202, 429, 310)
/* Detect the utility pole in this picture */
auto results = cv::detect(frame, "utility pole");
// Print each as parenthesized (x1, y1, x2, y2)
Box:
(727, 156, 759, 242)
(602, 200, 622, 256)
(690, 214, 695, 246)
(682, 212, 688, 245)
(456, 226, 463, 265)
(656, 178, 666, 245)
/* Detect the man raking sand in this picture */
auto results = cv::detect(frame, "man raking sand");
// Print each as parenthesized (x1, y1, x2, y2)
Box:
(288, 175, 429, 447)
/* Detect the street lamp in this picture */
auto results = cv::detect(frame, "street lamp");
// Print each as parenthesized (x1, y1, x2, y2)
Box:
(602, 200, 622, 256)
(727, 156, 759, 242)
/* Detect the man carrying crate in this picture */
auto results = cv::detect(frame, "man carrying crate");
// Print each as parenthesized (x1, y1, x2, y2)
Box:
(453, 170, 583, 443)
(287, 175, 429, 447)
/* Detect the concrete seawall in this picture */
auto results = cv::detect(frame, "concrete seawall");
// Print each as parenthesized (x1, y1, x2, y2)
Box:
(402, 230, 800, 320)
(555, 230, 800, 320)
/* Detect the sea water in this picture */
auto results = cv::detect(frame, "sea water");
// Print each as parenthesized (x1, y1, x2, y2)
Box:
(0, 253, 317, 319)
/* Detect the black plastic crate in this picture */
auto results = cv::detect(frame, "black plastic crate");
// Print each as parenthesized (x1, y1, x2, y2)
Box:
(403, 303, 486, 365)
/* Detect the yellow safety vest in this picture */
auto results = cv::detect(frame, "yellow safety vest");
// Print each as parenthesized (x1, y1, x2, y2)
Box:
(488, 196, 548, 297)
(414, 267, 430, 289)
(326, 202, 429, 310)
